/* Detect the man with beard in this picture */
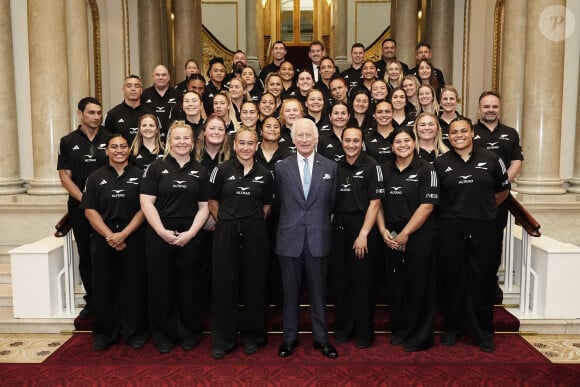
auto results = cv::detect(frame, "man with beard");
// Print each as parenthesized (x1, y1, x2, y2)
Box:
(104, 75, 152, 145)
(224, 50, 248, 85)
(473, 90, 523, 299)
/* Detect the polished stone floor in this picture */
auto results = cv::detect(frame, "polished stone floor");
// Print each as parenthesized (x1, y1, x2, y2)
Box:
(0, 333, 579, 363)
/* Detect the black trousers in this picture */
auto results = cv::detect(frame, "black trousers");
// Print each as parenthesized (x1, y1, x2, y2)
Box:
(211, 218, 269, 352)
(438, 217, 500, 342)
(146, 224, 205, 347)
(330, 212, 378, 344)
(69, 204, 93, 304)
(91, 226, 148, 344)
(384, 221, 436, 350)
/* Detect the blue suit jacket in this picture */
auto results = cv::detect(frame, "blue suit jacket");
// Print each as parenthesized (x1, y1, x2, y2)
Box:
(275, 153, 338, 257)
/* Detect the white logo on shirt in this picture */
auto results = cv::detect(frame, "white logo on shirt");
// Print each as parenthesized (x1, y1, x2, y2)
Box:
(72, 145, 80, 150)
(406, 174, 418, 182)
(127, 178, 139, 185)
(117, 118, 125, 123)
(458, 175, 474, 184)
(476, 162, 488, 170)
(99, 179, 108, 185)
(444, 166, 453, 172)
(227, 175, 236, 181)
(161, 169, 169, 174)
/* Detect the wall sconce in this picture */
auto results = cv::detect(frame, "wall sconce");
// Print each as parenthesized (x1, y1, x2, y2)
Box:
(262, 0, 267, 8)
(326, 0, 332, 5)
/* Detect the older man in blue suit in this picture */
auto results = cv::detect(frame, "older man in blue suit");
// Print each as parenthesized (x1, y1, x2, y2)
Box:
(275, 118, 339, 359)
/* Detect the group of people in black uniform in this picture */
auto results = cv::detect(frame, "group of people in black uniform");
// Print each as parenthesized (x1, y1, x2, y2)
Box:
(57, 38, 523, 359)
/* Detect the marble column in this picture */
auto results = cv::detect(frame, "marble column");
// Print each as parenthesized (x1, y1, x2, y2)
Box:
(0, 0, 25, 194)
(139, 0, 163, 87)
(426, 0, 454, 82)
(499, 0, 527, 132)
(245, 0, 260, 71)
(65, 0, 90, 130)
(390, 0, 418, 67)
(333, 0, 348, 71)
(27, 0, 70, 195)
(174, 0, 202, 76)
(516, 0, 566, 194)
(567, 64, 580, 193)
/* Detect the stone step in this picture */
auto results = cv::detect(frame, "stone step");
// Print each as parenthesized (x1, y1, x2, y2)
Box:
(0, 263, 10, 284)
(0, 246, 15, 264)
(0, 283, 12, 307)
(0, 306, 75, 334)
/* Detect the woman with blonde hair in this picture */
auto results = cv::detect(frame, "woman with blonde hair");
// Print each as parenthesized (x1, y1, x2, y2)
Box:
(228, 77, 251, 121)
(130, 113, 164, 170)
(278, 98, 304, 153)
(402, 75, 421, 117)
(438, 85, 468, 148)
(212, 91, 241, 138)
(194, 115, 231, 172)
(140, 120, 210, 354)
(385, 59, 404, 95)
(418, 85, 440, 115)
(413, 112, 449, 164)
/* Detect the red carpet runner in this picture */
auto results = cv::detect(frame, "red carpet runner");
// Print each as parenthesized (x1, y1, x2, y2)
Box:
(1, 332, 579, 385)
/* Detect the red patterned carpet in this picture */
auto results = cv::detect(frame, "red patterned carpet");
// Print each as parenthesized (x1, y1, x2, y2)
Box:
(1, 332, 579, 386)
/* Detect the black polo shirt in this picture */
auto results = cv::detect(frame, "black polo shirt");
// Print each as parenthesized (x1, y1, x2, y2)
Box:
(259, 62, 280, 83)
(434, 147, 510, 221)
(418, 148, 436, 164)
(130, 146, 163, 171)
(140, 155, 209, 221)
(340, 66, 363, 92)
(278, 127, 297, 154)
(381, 155, 439, 225)
(364, 129, 393, 165)
(334, 154, 384, 214)
(80, 163, 142, 226)
(255, 146, 292, 175)
(141, 86, 181, 137)
(473, 120, 524, 166)
(169, 115, 205, 141)
(57, 127, 112, 206)
(305, 115, 331, 134)
(202, 82, 224, 116)
(317, 131, 345, 163)
(104, 102, 152, 145)
(208, 157, 274, 220)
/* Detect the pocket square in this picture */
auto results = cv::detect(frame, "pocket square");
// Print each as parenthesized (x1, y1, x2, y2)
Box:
(323, 173, 331, 180)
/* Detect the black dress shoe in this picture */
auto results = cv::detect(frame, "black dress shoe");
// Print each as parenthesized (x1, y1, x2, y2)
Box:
(441, 331, 458, 347)
(479, 339, 496, 353)
(93, 340, 108, 351)
(334, 332, 351, 344)
(129, 338, 147, 349)
(78, 304, 94, 319)
(313, 342, 338, 359)
(244, 341, 259, 355)
(390, 334, 404, 345)
(278, 340, 299, 357)
(182, 333, 202, 351)
(156, 341, 172, 354)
